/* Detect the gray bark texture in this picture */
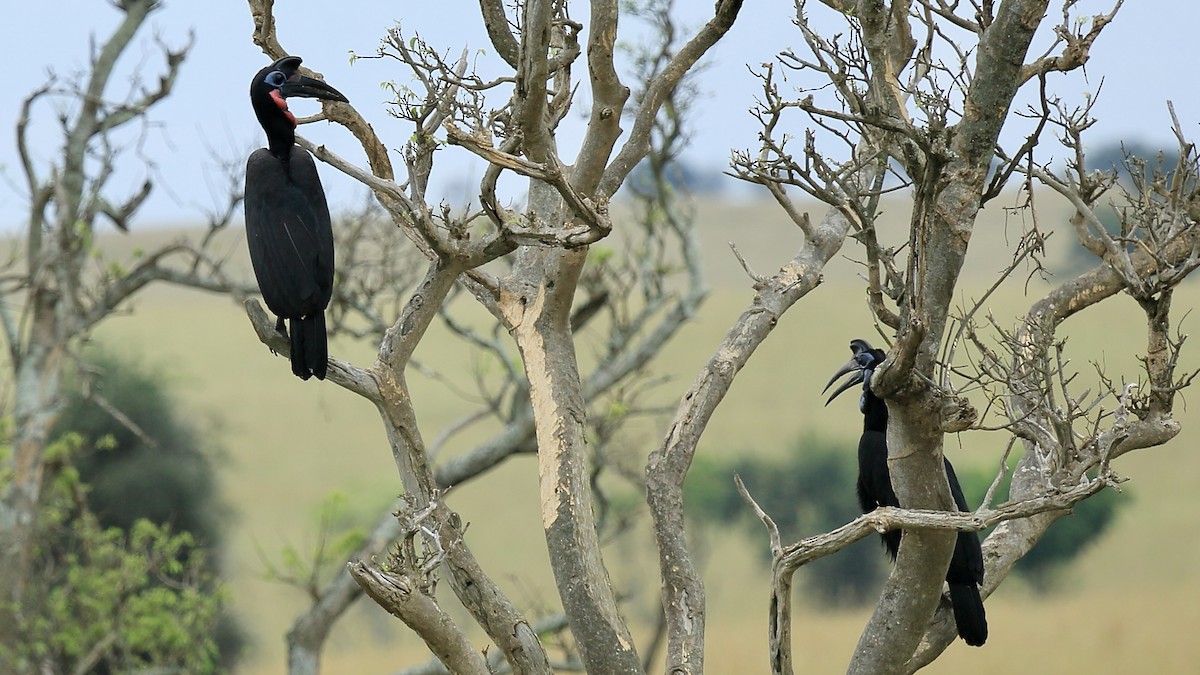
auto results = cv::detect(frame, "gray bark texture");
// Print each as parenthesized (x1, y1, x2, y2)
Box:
(1, 4, 252, 669)
(245, 0, 744, 672)
(730, 1, 1193, 673)
(243, 1, 1200, 674)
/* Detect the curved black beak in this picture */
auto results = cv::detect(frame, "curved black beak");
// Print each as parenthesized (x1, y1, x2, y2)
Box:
(821, 338, 876, 405)
(281, 74, 348, 103)
(822, 359, 865, 405)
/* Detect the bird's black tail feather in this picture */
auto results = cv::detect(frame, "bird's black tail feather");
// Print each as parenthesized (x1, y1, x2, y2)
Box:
(949, 582, 987, 646)
(289, 313, 328, 380)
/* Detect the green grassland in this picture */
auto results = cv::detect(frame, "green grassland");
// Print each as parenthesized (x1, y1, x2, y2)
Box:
(83, 193, 1200, 673)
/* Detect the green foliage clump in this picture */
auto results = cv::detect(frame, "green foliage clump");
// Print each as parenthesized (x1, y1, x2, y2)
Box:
(955, 464, 1128, 591)
(29, 348, 243, 671)
(42, 519, 222, 672)
(686, 433, 886, 606)
(688, 434, 1128, 604)
(1, 432, 226, 674)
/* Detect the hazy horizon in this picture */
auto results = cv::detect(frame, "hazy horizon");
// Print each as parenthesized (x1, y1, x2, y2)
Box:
(2, 2, 1194, 231)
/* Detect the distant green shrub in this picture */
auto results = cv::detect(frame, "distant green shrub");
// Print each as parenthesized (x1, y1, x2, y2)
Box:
(1, 431, 226, 673)
(957, 463, 1128, 591)
(688, 434, 1127, 604)
(53, 350, 225, 545)
(43, 348, 244, 671)
(686, 433, 886, 606)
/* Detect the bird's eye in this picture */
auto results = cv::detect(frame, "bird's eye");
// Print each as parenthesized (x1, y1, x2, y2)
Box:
(264, 71, 286, 87)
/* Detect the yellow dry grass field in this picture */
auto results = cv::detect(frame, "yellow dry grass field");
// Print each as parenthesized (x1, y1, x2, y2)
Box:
(71, 194, 1200, 673)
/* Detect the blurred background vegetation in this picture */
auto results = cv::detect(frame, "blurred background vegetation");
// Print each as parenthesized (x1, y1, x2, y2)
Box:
(51, 350, 245, 669)
(2, 350, 241, 672)
(3, 1, 1196, 670)
(56, 144, 1198, 672)
(686, 431, 1126, 605)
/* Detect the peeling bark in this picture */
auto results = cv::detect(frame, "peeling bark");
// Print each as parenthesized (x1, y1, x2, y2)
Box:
(501, 180, 643, 673)
(648, 201, 858, 674)
(350, 562, 489, 674)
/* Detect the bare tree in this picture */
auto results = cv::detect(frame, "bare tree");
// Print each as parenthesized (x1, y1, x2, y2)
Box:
(0, 1, 254, 665)
(241, 0, 1198, 674)
(243, 0, 733, 672)
(715, 1, 1197, 673)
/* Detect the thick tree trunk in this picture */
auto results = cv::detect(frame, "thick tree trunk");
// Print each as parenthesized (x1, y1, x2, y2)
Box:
(848, 2, 1052, 669)
(501, 184, 642, 674)
(0, 289, 67, 652)
(849, 396, 958, 672)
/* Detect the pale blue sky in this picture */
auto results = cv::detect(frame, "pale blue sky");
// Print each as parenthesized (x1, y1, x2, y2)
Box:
(1, 1, 1194, 229)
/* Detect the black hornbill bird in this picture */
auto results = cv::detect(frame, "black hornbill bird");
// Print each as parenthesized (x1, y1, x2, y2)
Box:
(245, 56, 347, 380)
(824, 339, 988, 647)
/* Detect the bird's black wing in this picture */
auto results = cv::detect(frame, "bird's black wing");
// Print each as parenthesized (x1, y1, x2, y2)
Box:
(286, 146, 335, 308)
(857, 429, 902, 557)
(944, 457, 988, 645)
(244, 148, 332, 318)
(943, 458, 986, 585)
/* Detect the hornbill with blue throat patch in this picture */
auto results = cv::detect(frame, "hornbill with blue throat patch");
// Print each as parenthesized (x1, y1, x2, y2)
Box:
(245, 55, 347, 380)
(824, 338, 987, 647)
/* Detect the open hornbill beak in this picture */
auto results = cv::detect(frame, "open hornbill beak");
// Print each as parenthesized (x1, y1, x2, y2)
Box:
(821, 338, 875, 405)
(281, 73, 348, 103)
(822, 359, 865, 405)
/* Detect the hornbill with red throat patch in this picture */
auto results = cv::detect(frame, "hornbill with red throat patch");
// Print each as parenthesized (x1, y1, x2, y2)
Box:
(245, 55, 347, 380)
(824, 338, 987, 646)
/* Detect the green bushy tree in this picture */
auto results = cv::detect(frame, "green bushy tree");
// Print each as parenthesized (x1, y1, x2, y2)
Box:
(686, 433, 885, 605)
(956, 464, 1127, 591)
(43, 349, 243, 670)
(0, 431, 226, 673)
